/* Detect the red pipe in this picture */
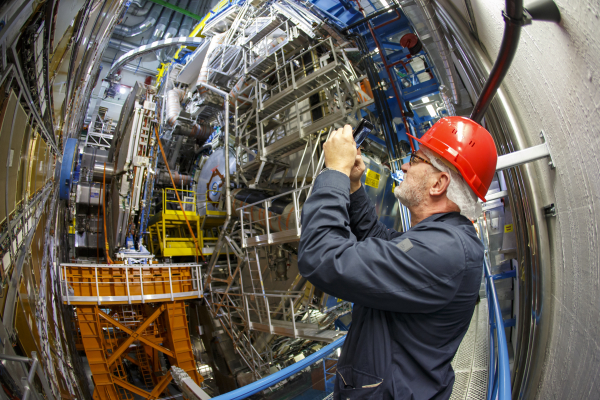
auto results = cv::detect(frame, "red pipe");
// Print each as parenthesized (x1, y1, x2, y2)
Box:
(353, 0, 416, 152)
(373, 9, 402, 30)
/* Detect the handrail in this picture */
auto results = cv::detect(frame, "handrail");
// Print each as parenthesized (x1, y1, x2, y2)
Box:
(60, 263, 203, 305)
(484, 258, 512, 400)
(164, 188, 196, 213)
(210, 336, 345, 400)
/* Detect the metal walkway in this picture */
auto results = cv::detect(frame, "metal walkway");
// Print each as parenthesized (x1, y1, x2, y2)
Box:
(450, 301, 489, 400)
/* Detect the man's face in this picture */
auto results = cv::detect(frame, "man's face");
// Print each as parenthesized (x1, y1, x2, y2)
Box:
(394, 150, 433, 208)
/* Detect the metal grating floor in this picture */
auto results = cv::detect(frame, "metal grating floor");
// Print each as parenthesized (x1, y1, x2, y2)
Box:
(450, 301, 489, 400)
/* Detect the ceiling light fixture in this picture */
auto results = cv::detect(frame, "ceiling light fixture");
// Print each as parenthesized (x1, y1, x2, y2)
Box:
(426, 104, 437, 118)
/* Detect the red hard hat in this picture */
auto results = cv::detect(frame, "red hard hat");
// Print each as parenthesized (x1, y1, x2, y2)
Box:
(407, 116, 498, 201)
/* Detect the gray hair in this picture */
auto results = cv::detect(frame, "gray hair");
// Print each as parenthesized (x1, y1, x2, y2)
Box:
(421, 147, 482, 220)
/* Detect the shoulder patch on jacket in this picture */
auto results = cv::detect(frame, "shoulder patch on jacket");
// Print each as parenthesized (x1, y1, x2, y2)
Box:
(397, 238, 413, 253)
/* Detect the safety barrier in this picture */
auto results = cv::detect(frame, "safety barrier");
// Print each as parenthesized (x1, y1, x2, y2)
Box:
(60, 263, 203, 305)
(177, 336, 346, 400)
(484, 258, 512, 400)
(236, 184, 308, 247)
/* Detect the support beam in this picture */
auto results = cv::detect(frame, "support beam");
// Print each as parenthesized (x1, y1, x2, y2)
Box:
(98, 309, 175, 358)
(106, 305, 167, 366)
(148, 374, 173, 399)
(123, 354, 139, 366)
(112, 375, 152, 398)
(108, 37, 205, 77)
(145, 0, 204, 20)
(495, 143, 551, 171)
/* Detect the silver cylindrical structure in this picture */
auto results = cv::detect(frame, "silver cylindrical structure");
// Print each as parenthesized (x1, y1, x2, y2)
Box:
(113, 4, 163, 37)
(81, 147, 114, 182)
(157, 170, 193, 186)
(166, 88, 184, 126)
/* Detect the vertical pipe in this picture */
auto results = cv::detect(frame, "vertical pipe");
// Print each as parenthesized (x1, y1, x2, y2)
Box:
(470, 0, 524, 123)
(351, 1, 415, 153)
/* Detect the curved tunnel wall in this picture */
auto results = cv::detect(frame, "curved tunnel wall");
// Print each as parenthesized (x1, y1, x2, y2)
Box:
(453, 0, 600, 398)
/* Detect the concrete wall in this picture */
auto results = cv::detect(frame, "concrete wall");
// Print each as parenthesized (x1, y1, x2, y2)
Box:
(466, 0, 600, 398)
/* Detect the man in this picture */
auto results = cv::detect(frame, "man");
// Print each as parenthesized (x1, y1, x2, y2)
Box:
(298, 117, 497, 399)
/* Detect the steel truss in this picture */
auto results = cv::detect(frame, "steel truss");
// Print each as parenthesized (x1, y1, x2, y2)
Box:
(196, 0, 366, 379)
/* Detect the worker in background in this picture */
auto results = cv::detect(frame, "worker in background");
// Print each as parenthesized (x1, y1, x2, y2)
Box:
(298, 117, 498, 400)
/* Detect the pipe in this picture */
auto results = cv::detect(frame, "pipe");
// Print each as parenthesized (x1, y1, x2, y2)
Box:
(208, 337, 346, 400)
(169, 136, 184, 168)
(351, 1, 416, 157)
(166, 88, 185, 126)
(196, 33, 226, 87)
(173, 122, 212, 144)
(113, 3, 163, 37)
(434, 3, 552, 397)
(157, 0, 188, 62)
(146, 0, 204, 20)
(157, 170, 192, 186)
(469, 0, 524, 123)
(414, 0, 460, 106)
(341, 4, 401, 33)
(167, 0, 188, 39)
(153, 2, 175, 41)
(127, 0, 152, 17)
(179, 0, 201, 37)
(107, 38, 139, 53)
(355, 35, 401, 169)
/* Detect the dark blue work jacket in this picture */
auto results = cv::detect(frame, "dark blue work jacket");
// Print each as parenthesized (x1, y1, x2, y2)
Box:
(298, 170, 483, 400)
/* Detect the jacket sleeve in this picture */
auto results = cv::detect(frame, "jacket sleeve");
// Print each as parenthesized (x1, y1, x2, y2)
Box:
(298, 170, 467, 313)
(349, 185, 402, 241)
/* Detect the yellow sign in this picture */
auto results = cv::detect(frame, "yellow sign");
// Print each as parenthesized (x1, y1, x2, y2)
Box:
(504, 224, 514, 233)
(365, 169, 381, 188)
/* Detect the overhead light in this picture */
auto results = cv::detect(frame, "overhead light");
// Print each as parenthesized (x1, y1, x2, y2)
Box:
(422, 96, 430, 103)
(426, 104, 437, 118)
(119, 86, 127, 94)
(380, 0, 390, 8)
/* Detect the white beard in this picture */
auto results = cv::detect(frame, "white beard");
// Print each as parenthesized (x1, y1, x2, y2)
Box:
(394, 176, 427, 207)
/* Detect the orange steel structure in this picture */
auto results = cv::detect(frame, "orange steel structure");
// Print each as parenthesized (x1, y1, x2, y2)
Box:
(63, 263, 204, 399)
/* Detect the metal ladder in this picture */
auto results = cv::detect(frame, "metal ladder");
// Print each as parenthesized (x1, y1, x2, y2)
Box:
(135, 345, 155, 390)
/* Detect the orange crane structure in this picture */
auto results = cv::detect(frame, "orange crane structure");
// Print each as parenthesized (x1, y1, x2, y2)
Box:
(61, 262, 204, 399)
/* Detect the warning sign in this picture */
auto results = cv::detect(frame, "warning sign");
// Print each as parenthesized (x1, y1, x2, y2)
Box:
(365, 169, 380, 188)
(504, 224, 514, 233)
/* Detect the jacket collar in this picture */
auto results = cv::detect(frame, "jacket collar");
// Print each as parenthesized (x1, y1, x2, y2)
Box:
(416, 211, 465, 226)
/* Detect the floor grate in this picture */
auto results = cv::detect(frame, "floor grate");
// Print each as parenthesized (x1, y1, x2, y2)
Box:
(450, 301, 489, 400)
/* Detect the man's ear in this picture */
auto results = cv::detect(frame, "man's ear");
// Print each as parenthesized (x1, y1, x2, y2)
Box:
(430, 172, 451, 197)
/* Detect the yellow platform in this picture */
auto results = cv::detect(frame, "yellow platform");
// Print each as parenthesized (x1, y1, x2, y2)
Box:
(146, 189, 225, 258)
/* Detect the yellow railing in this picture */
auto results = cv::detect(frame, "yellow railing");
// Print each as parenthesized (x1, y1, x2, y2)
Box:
(163, 188, 196, 215)
(204, 188, 226, 216)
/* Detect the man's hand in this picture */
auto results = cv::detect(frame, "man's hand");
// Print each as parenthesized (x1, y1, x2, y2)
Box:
(350, 148, 365, 194)
(324, 125, 356, 177)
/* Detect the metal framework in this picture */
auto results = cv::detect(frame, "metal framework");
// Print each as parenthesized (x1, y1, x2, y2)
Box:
(60, 262, 204, 399)
(189, 0, 367, 379)
(85, 106, 114, 149)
